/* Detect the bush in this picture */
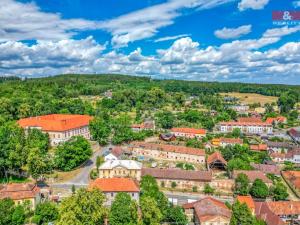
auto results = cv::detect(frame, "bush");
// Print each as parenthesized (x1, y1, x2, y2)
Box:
(192, 186, 198, 192)
(90, 169, 98, 180)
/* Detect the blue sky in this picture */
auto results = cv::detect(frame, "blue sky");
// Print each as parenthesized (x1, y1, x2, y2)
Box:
(0, 0, 300, 84)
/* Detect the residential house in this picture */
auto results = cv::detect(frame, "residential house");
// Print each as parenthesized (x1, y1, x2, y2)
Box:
(250, 163, 281, 176)
(250, 144, 267, 152)
(159, 133, 176, 142)
(289, 128, 300, 143)
(236, 195, 255, 215)
(142, 168, 234, 191)
(255, 201, 300, 224)
(270, 148, 300, 164)
(18, 114, 93, 145)
(170, 127, 206, 139)
(89, 178, 139, 206)
(219, 138, 243, 147)
(0, 183, 41, 209)
(282, 171, 300, 192)
(266, 141, 297, 153)
(128, 142, 206, 164)
(183, 197, 232, 225)
(98, 160, 142, 181)
(255, 202, 285, 225)
(131, 120, 155, 132)
(207, 152, 227, 170)
(219, 118, 273, 135)
(265, 116, 287, 125)
(228, 104, 249, 113)
(232, 170, 273, 186)
(104, 153, 118, 161)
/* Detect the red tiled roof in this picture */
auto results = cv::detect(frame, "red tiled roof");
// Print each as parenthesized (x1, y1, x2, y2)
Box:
(232, 170, 272, 183)
(220, 121, 272, 126)
(141, 168, 212, 182)
(130, 142, 205, 156)
(266, 116, 287, 124)
(255, 202, 285, 225)
(183, 197, 231, 222)
(237, 117, 263, 123)
(18, 114, 93, 132)
(89, 178, 139, 192)
(207, 152, 227, 165)
(282, 171, 300, 189)
(250, 163, 281, 175)
(111, 146, 123, 157)
(250, 144, 267, 151)
(289, 128, 300, 138)
(0, 183, 40, 200)
(220, 138, 243, 145)
(236, 195, 255, 212)
(171, 127, 206, 135)
(267, 201, 300, 215)
(270, 152, 286, 159)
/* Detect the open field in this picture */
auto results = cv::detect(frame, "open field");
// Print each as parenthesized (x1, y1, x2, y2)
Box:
(220, 92, 278, 105)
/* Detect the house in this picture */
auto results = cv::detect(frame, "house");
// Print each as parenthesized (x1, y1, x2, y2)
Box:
(255, 202, 285, 225)
(183, 197, 232, 225)
(228, 104, 249, 113)
(266, 141, 297, 153)
(232, 170, 273, 186)
(170, 127, 206, 139)
(103, 90, 113, 99)
(266, 116, 287, 125)
(111, 146, 125, 158)
(219, 120, 273, 135)
(18, 114, 93, 145)
(289, 128, 300, 143)
(0, 183, 41, 209)
(131, 120, 155, 132)
(237, 117, 263, 123)
(250, 163, 281, 176)
(250, 144, 267, 152)
(141, 168, 234, 191)
(128, 142, 206, 164)
(270, 148, 300, 164)
(219, 138, 243, 147)
(142, 168, 212, 190)
(282, 171, 300, 191)
(236, 195, 255, 215)
(207, 152, 227, 170)
(98, 160, 142, 181)
(89, 178, 139, 206)
(211, 138, 221, 146)
(255, 201, 300, 224)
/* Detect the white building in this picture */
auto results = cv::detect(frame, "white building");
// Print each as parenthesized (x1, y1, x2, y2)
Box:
(18, 114, 93, 145)
(170, 127, 206, 139)
(219, 121, 273, 135)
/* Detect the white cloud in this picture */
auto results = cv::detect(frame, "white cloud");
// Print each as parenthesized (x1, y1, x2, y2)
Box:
(1, 26, 300, 84)
(238, 0, 269, 11)
(98, 0, 235, 47)
(293, 1, 300, 8)
(154, 34, 190, 42)
(0, 0, 100, 42)
(214, 25, 252, 39)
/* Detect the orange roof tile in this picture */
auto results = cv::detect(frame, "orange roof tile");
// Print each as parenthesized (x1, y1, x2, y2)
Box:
(171, 127, 206, 135)
(89, 178, 139, 192)
(238, 117, 263, 123)
(250, 144, 267, 151)
(0, 183, 40, 200)
(266, 201, 300, 215)
(266, 116, 287, 124)
(18, 114, 93, 132)
(236, 195, 255, 211)
(130, 142, 205, 156)
(282, 171, 300, 189)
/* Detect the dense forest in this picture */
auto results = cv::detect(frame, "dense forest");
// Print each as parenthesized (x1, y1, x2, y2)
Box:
(0, 74, 299, 121)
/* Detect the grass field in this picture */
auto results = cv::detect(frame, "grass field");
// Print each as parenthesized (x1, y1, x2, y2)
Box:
(220, 92, 278, 105)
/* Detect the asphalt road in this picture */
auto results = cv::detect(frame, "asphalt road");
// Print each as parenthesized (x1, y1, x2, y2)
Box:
(52, 143, 113, 188)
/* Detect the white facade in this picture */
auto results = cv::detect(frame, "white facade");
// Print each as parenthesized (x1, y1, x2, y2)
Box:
(104, 153, 118, 161)
(220, 123, 273, 135)
(104, 191, 139, 206)
(171, 131, 204, 139)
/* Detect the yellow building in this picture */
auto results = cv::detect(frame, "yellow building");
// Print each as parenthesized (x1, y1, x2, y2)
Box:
(99, 160, 142, 181)
(0, 183, 41, 209)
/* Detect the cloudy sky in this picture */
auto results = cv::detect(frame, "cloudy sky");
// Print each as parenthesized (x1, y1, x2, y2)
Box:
(0, 0, 300, 84)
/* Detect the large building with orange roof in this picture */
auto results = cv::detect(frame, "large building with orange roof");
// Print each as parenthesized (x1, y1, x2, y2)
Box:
(170, 127, 206, 139)
(236, 195, 255, 215)
(183, 197, 232, 224)
(18, 114, 93, 145)
(89, 178, 140, 205)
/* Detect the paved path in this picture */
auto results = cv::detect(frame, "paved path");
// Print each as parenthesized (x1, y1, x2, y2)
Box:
(52, 143, 113, 188)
